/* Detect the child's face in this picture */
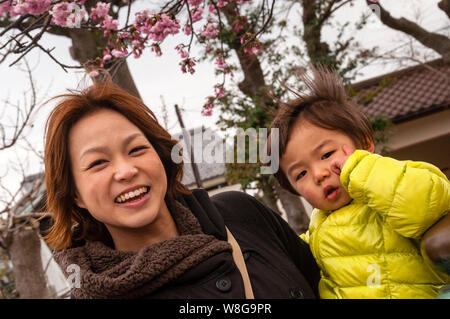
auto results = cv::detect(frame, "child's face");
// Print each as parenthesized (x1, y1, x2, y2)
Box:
(280, 120, 357, 211)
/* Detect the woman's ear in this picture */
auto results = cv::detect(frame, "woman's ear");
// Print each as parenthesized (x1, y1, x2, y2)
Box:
(74, 191, 86, 209)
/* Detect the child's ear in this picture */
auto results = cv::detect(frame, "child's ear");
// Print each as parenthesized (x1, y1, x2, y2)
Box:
(367, 141, 375, 153)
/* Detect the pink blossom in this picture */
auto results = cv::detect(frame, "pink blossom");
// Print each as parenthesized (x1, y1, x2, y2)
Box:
(50, 2, 86, 28)
(175, 45, 189, 58)
(214, 84, 224, 98)
(0, 2, 10, 17)
(100, 15, 119, 31)
(89, 70, 99, 78)
(151, 43, 162, 57)
(214, 55, 227, 69)
(187, 0, 203, 6)
(231, 15, 248, 33)
(134, 10, 151, 33)
(179, 57, 196, 74)
(208, 3, 218, 15)
(111, 48, 128, 58)
(10, 0, 52, 17)
(148, 14, 180, 42)
(135, 12, 180, 42)
(202, 97, 215, 116)
(200, 19, 219, 39)
(217, 0, 229, 8)
(100, 48, 112, 67)
(89, 2, 110, 21)
(201, 107, 213, 116)
(189, 7, 203, 23)
(183, 23, 192, 35)
(241, 33, 263, 55)
(131, 38, 145, 58)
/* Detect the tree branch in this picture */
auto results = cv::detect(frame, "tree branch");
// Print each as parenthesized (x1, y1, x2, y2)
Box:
(438, 0, 450, 19)
(368, 0, 450, 61)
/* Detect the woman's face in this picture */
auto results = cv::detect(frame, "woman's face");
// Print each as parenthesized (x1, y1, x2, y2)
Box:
(68, 108, 169, 236)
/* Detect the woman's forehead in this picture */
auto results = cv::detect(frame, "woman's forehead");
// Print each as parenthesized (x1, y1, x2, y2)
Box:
(68, 109, 147, 152)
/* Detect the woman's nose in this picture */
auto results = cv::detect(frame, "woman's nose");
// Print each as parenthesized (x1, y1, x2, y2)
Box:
(114, 161, 138, 181)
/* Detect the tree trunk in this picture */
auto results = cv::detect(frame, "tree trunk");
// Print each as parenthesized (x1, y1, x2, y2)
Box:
(438, 0, 450, 19)
(301, 0, 334, 68)
(220, 4, 308, 232)
(67, 28, 142, 99)
(368, 0, 450, 61)
(9, 227, 51, 298)
(274, 180, 310, 235)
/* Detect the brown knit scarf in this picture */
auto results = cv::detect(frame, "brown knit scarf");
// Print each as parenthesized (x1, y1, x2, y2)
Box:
(54, 200, 231, 299)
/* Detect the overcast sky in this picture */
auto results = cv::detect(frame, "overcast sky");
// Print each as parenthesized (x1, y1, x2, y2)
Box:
(0, 0, 448, 203)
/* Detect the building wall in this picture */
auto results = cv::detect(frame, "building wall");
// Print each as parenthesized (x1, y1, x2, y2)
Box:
(385, 109, 450, 179)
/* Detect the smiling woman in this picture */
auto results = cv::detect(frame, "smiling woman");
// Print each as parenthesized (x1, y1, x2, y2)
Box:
(42, 81, 320, 299)
(43, 82, 189, 252)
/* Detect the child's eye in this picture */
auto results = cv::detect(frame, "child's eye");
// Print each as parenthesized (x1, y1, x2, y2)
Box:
(321, 151, 334, 160)
(295, 170, 307, 181)
(87, 159, 107, 170)
(129, 145, 149, 154)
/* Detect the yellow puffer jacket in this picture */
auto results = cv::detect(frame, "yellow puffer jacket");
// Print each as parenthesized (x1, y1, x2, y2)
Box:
(301, 150, 450, 299)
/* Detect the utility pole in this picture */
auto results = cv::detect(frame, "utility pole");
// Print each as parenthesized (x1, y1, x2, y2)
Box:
(174, 104, 203, 188)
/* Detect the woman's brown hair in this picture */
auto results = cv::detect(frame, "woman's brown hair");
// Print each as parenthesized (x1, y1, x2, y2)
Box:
(269, 64, 374, 195)
(43, 81, 190, 250)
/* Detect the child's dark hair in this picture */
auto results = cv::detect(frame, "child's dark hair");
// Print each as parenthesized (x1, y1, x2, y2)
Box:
(269, 64, 374, 195)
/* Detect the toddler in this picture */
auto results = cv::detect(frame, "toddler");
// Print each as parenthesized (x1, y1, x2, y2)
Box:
(269, 65, 449, 298)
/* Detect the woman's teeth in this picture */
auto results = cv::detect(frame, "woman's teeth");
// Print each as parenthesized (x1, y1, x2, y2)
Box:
(116, 187, 149, 203)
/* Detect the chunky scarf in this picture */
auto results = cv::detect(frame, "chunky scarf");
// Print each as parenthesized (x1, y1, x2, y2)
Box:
(54, 200, 231, 299)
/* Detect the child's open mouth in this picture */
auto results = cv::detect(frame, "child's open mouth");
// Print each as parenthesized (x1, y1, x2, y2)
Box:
(324, 186, 338, 200)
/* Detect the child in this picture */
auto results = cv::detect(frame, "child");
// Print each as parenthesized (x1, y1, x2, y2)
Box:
(269, 65, 449, 299)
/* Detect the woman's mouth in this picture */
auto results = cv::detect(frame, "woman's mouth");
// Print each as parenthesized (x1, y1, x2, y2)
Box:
(115, 186, 150, 204)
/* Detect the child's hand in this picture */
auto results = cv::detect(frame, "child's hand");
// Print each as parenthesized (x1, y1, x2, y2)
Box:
(331, 145, 354, 175)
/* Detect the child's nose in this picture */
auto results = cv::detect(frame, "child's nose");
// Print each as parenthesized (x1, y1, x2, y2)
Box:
(314, 167, 330, 184)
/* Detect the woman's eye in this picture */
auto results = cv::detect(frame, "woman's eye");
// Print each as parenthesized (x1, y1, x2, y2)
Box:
(130, 145, 149, 154)
(295, 170, 307, 181)
(321, 151, 334, 160)
(87, 159, 107, 169)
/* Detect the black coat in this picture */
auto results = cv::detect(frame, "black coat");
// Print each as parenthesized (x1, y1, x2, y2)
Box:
(147, 189, 320, 299)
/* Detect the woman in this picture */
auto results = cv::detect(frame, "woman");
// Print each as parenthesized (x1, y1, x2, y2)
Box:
(43, 81, 320, 299)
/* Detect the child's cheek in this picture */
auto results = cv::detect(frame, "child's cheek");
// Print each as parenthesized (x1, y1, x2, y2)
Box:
(300, 188, 318, 207)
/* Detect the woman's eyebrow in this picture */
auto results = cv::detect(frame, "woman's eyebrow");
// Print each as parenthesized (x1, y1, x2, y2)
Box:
(80, 133, 144, 160)
(123, 132, 145, 146)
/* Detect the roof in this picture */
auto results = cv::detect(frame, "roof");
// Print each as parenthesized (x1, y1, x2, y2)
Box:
(350, 59, 450, 123)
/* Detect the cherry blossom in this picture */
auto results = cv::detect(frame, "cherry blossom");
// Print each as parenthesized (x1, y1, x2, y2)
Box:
(89, 2, 110, 21)
(199, 19, 219, 39)
(10, 0, 52, 17)
(3, 0, 270, 116)
(50, 2, 86, 28)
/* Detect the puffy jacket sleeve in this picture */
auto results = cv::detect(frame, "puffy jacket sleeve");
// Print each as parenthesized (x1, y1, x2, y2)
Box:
(340, 150, 450, 239)
(300, 209, 323, 244)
